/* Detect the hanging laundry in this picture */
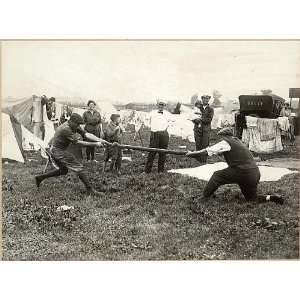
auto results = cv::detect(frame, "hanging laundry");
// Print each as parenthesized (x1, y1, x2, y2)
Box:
(245, 116, 258, 128)
(242, 126, 283, 153)
(257, 118, 277, 141)
(277, 117, 290, 132)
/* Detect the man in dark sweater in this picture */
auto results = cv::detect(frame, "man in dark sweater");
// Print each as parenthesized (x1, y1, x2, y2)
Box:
(186, 127, 284, 212)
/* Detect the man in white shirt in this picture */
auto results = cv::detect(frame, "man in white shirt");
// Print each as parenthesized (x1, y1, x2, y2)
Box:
(145, 100, 171, 173)
(186, 127, 284, 212)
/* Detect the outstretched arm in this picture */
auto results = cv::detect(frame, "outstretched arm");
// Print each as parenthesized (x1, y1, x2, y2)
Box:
(84, 132, 105, 142)
(186, 148, 208, 157)
(79, 131, 111, 146)
(186, 140, 231, 158)
(77, 140, 104, 147)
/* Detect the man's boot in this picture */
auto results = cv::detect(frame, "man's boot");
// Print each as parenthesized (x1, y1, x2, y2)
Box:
(270, 194, 285, 205)
(190, 195, 210, 213)
(78, 171, 105, 195)
(35, 169, 62, 188)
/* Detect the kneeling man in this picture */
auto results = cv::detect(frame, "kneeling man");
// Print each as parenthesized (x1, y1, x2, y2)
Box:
(186, 127, 284, 211)
(35, 113, 106, 196)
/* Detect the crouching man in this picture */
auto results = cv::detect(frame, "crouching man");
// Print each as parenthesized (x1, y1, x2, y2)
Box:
(35, 113, 106, 196)
(186, 127, 284, 212)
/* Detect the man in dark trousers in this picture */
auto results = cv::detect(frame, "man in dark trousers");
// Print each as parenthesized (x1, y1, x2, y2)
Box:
(186, 127, 284, 212)
(35, 113, 105, 196)
(145, 100, 171, 173)
(193, 94, 214, 163)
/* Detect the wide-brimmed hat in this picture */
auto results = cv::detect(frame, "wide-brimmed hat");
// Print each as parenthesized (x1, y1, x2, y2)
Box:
(217, 127, 233, 136)
(87, 100, 96, 106)
(70, 113, 84, 124)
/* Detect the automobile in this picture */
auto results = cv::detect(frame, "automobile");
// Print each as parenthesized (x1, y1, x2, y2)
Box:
(238, 94, 285, 118)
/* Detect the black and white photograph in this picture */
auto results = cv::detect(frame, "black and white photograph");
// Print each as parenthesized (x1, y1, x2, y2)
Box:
(1, 40, 299, 261)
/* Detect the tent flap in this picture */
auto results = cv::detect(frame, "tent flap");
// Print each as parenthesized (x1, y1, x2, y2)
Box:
(2, 112, 25, 163)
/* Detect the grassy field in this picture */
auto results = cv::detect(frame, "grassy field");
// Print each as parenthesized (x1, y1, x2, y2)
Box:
(2, 130, 299, 260)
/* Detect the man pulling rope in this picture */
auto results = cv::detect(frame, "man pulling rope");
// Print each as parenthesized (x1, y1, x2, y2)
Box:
(35, 113, 108, 196)
(185, 127, 284, 212)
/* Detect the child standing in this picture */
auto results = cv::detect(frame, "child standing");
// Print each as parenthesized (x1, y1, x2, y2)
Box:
(103, 114, 123, 174)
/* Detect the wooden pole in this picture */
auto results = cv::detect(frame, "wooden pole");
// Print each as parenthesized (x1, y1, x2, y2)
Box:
(114, 143, 188, 156)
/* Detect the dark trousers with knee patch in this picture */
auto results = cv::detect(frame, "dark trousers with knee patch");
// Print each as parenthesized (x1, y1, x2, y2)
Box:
(203, 166, 264, 201)
(145, 131, 169, 173)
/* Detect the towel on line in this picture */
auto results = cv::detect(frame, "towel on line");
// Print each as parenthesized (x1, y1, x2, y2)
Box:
(258, 118, 278, 141)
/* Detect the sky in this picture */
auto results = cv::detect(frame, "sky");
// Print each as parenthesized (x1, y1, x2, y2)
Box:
(1, 40, 300, 104)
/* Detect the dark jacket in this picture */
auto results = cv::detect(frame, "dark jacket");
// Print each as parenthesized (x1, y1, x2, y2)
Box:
(193, 104, 214, 132)
(83, 110, 102, 135)
(104, 121, 123, 143)
(200, 104, 214, 130)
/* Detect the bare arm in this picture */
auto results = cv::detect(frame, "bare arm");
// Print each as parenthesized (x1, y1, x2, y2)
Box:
(186, 149, 208, 157)
(83, 132, 112, 146)
(84, 132, 104, 142)
(186, 140, 231, 157)
(77, 140, 103, 147)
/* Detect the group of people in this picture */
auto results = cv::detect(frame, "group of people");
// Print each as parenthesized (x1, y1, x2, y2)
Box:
(145, 95, 215, 172)
(35, 95, 284, 208)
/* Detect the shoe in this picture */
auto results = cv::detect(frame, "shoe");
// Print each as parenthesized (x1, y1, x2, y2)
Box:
(270, 194, 284, 205)
(92, 159, 98, 163)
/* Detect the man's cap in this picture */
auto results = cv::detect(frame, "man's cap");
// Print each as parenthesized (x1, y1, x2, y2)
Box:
(69, 113, 84, 124)
(217, 127, 234, 136)
(110, 114, 120, 121)
(156, 99, 166, 106)
(87, 100, 96, 106)
(201, 95, 211, 100)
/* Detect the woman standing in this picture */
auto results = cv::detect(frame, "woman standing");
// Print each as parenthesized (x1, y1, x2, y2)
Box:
(83, 100, 102, 162)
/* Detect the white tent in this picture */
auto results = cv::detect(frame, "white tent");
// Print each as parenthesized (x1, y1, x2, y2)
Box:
(2, 112, 24, 163)
(21, 125, 48, 151)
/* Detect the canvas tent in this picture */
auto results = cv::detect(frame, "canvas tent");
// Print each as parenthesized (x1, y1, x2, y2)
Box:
(21, 124, 48, 151)
(2, 112, 25, 163)
(2, 112, 49, 162)
(2, 96, 36, 131)
(3, 95, 57, 146)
